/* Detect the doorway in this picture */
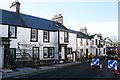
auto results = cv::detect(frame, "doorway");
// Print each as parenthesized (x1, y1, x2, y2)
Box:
(59, 44, 67, 60)
(86, 49, 88, 59)
(32, 47, 39, 60)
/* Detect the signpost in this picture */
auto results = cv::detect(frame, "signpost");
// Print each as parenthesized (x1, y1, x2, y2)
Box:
(92, 58, 100, 66)
(108, 60, 117, 69)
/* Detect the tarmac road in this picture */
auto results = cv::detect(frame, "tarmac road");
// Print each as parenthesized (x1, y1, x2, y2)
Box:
(20, 59, 119, 80)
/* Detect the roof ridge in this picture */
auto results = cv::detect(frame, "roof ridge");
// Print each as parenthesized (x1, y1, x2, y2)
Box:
(1, 9, 68, 31)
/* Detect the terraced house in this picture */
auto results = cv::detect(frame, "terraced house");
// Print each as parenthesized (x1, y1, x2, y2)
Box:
(0, 1, 77, 68)
(0, 0, 107, 69)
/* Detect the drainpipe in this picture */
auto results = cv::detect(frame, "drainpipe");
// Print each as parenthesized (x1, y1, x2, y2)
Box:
(58, 30, 60, 60)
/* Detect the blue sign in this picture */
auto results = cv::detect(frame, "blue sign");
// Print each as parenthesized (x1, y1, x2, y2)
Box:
(92, 58, 99, 66)
(108, 60, 117, 69)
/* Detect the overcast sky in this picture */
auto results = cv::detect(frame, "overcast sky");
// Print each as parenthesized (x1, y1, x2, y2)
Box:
(0, 0, 119, 39)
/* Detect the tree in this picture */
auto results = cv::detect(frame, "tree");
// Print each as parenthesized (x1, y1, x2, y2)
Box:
(110, 35, 118, 47)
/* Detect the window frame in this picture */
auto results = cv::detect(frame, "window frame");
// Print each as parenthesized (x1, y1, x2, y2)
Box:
(43, 47, 48, 58)
(67, 48, 72, 54)
(80, 39, 83, 46)
(43, 47, 54, 58)
(48, 48, 54, 57)
(43, 30, 50, 42)
(86, 39, 89, 45)
(30, 28, 38, 42)
(92, 40, 94, 45)
(8, 25, 17, 38)
(95, 39, 98, 45)
(64, 31, 69, 42)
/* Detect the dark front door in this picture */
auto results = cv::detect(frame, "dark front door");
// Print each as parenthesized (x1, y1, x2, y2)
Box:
(2, 37, 11, 68)
(96, 48, 98, 56)
(4, 44, 10, 68)
(86, 49, 88, 59)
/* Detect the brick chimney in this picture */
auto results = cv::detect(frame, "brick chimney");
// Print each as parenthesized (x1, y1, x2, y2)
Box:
(10, 0, 21, 13)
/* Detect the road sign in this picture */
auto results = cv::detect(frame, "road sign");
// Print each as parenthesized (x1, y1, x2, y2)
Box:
(108, 60, 117, 69)
(92, 58, 99, 66)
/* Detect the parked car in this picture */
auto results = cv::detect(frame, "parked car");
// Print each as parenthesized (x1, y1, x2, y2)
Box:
(53, 59, 65, 64)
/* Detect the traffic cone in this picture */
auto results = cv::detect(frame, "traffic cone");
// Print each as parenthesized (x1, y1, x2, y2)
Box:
(90, 62, 93, 69)
(114, 64, 119, 75)
(99, 63, 103, 70)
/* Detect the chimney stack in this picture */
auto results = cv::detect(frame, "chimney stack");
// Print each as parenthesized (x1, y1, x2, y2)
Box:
(80, 27, 87, 34)
(52, 14, 63, 25)
(10, 0, 21, 13)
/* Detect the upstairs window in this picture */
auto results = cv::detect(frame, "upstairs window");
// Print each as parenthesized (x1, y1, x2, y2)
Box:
(43, 31, 49, 42)
(80, 39, 83, 46)
(31, 29, 38, 42)
(86, 39, 89, 45)
(64, 31, 69, 42)
(95, 39, 98, 45)
(92, 40, 94, 45)
(9, 26, 17, 38)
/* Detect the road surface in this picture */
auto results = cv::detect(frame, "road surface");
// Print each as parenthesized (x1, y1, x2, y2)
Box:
(17, 59, 120, 80)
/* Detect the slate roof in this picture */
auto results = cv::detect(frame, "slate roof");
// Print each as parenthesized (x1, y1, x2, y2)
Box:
(69, 29, 94, 39)
(0, 9, 95, 39)
(0, 9, 68, 31)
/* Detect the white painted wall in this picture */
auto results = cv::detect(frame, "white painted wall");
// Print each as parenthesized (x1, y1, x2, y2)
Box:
(59, 31, 64, 44)
(68, 32, 77, 60)
(0, 24, 8, 37)
(54, 32, 59, 59)
(10, 27, 58, 60)
(80, 39, 86, 55)
(76, 38, 81, 59)
(0, 46, 4, 68)
(90, 35, 106, 56)
(59, 31, 77, 51)
(40, 31, 57, 60)
(68, 33, 77, 51)
(77, 38, 92, 59)
(10, 27, 30, 48)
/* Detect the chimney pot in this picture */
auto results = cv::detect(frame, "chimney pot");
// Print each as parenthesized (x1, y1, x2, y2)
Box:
(10, 0, 20, 13)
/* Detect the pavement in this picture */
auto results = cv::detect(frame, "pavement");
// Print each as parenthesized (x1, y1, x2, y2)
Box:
(0, 60, 90, 79)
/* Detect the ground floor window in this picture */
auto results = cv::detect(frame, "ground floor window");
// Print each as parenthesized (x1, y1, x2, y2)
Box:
(67, 48, 72, 54)
(43, 47, 54, 58)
